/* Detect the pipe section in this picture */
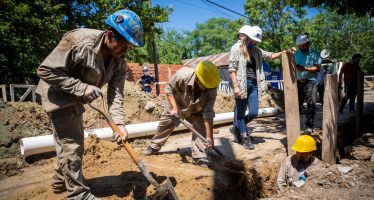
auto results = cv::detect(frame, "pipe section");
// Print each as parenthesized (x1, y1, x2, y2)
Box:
(20, 108, 279, 157)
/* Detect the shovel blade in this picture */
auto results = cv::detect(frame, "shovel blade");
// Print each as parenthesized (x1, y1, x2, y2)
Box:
(153, 177, 178, 200)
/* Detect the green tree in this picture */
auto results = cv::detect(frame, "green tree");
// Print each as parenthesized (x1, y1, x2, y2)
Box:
(187, 18, 244, 57)
(0, 0, 65, 84)
(0, 0, 172, 84)
(244, 0, 307, 52)
(292, 0, 374, 17)
(303, 12, 374, 74)
(156, 28, 192, 64)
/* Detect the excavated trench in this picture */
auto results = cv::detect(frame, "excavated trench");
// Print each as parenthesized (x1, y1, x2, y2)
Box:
(336, 112, 374, 159)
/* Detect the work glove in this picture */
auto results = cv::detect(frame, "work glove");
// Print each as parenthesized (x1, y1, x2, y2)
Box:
(205, 137, 214, 149)
(113, 125, 128, 145)
(83, 85, 102, 103)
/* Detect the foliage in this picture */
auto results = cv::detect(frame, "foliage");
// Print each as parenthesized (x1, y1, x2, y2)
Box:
(155, 28, 192, 64)
(243, 0, 307, 68)
(187, 18, 244, 57)
(0, 0, 65, 84)
(244, 0, 307, 52)
(0, 0, 172, 84)
(291, 0, 374, 17)
(303, 12, 374, 74)
(243, 0, 374, 74)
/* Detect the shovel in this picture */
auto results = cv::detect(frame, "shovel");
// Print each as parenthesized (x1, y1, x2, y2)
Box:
(174, 116, 224, 156)
(87, 97, 178, 200)
(174, 116, 246, 171)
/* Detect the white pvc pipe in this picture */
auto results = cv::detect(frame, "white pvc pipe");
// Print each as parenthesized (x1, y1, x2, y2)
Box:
(20, 108, 279, 157)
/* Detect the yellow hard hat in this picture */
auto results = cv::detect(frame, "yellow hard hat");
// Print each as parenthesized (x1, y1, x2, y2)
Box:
(195, 61, 220, 89)
(291, 135, 317, 153)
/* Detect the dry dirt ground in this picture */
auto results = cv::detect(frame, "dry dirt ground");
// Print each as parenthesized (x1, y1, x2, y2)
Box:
(0, 84, 373, 200)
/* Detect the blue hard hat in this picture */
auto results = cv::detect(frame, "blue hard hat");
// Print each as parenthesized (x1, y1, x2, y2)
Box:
(106, 9, 144, 47)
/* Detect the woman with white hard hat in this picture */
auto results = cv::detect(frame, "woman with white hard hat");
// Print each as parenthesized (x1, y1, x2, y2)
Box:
(228, 25, 293, 149)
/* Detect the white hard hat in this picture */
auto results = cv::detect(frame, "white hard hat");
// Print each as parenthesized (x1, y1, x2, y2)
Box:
(248, 26, 262, 42)
(296, 34, 309, 45)
(239, 25, 262, 42)
(239, 25, 251, 37)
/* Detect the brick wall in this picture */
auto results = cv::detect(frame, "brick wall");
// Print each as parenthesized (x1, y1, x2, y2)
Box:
(126, 63, 185, 94)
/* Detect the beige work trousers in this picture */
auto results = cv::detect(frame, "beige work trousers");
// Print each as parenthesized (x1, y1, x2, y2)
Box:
(49, 105, 95, 200)
(150, 112, 207, 159)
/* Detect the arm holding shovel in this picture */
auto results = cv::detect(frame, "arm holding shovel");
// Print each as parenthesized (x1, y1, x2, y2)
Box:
(204, 119, 214, 149)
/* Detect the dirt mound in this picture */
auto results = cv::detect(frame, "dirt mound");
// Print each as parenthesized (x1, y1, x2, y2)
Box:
(274, 159, 374, 199)
(0, 81, 284, 180)
(344, 133, 374, 160)
(259, 86, 285, 111)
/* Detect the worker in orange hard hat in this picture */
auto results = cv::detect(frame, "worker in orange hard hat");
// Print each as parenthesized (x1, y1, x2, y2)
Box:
(277, 135, 323, 191)
(143, 61, 220, 168)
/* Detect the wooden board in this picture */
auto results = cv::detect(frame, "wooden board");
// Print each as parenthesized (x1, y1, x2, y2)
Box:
(322, 74, 338, 164)
(281, 52, 301, 155)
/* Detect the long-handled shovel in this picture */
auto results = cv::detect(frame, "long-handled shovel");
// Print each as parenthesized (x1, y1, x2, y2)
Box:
(174, 116, 224, 157)
(87, 98, 178, 200)
(175, 116, 245, 171)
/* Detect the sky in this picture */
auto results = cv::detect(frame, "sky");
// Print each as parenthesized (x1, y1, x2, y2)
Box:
(153, 0, 319, 31)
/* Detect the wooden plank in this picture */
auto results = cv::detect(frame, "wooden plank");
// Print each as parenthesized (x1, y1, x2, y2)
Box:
(10, 84, 15, 102)
(281, 52, 301, 155)
(18, 87, 32, 102)
(0, 85, 7, 102)
(356, 71, 364, 137)
(32, 86, 36, 102)
(322, 74, 338, 164)
(10, 84, 35, 88)
(9, 84, 37, 102)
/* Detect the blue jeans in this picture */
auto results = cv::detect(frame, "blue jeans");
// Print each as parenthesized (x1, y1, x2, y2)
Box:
(233, 80, 258, 135)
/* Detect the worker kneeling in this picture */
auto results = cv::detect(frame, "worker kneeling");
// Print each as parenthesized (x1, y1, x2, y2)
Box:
(277, 135, 321, 191)
(143, 61, 220, 167)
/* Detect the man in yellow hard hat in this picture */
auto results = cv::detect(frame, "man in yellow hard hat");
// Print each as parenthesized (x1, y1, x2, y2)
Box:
(277, 135, 321, 190)
(143, 61, 220, 167)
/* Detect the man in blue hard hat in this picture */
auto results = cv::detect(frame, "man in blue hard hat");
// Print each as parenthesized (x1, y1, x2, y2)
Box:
(36, 9, 143, 199)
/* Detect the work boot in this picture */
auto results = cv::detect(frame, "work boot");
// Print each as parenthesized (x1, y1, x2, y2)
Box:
(241, 135, 255, 150)
(229, 126, 242, 143)
(143, 146, 158, 155)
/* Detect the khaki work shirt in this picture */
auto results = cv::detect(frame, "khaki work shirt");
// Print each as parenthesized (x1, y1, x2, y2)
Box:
(165, 67, 217, 120)
(277, 155, 320, 189)
(36, 28, 126, 124)
(228, 41, 273, 98)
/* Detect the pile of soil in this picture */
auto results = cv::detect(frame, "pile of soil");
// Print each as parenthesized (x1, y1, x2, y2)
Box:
(273, 159, 374, 199)
(0, 81, 284, 180)
(344, 133, 374, 161)
(259, 86, 285, 111)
